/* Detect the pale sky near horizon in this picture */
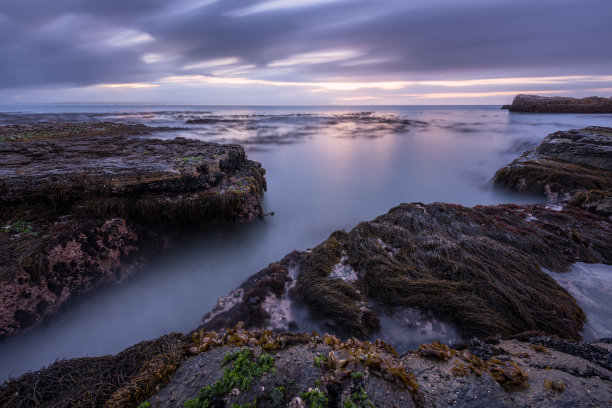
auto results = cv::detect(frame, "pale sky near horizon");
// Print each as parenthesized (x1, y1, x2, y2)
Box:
(1, 0, 611, 105)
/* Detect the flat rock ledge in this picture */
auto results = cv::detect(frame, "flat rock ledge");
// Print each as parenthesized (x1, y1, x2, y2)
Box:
(0, 122, 266, 339)
(502, 94, 612, 113)
(493, 126, 612, 216)
(2, 327, 611, 407)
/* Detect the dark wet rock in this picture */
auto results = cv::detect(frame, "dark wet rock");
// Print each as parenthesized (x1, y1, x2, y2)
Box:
(453, 337, 505, 361)
(200, 201, 610, 342)
(0, 122, 266, 339)
(529, 336, 612, 373)
(493, 126, 612, 200)
(503, 94, 612, 113)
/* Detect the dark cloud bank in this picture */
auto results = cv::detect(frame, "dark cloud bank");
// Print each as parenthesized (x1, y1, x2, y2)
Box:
(0, 0, 611, 90)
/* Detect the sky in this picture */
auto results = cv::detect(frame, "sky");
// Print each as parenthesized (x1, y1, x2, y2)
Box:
(0, 0, 611, 105)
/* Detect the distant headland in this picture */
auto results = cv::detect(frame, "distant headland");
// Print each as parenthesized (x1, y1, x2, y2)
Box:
(502, 94, 612, 113)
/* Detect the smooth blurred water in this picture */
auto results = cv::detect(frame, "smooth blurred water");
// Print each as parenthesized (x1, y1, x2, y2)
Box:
(545, 263, 612, 342)
(0, 105, 610, 380)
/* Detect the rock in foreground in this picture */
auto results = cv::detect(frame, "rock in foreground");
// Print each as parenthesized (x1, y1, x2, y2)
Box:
(199, 202, 610, 342)
(0, 122, 266, 339)
(2, 326, 611, 407)
(503, 94, 612, 113)
(493, 126, 612, 207)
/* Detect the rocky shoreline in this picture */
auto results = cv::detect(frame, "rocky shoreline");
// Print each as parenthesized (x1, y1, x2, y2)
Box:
(0, 122, 266, 339)
(1, 125, 611, 407)
(502, 94, 612, 113)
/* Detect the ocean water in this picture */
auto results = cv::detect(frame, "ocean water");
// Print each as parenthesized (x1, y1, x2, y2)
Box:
(0, 105, 610, 380)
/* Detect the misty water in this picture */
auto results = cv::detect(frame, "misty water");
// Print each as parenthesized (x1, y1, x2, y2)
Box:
(1, 105, 611, 380)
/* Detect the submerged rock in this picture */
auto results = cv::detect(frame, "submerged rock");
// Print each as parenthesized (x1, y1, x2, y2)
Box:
(0, 122, 267, 339)
(503, 94, 612, 113)
(493, 126, 612, 201)
(196, 201, 610, 342)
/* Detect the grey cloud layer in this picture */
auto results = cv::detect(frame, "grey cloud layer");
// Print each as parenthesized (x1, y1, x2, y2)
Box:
(1, 0, 611, 89)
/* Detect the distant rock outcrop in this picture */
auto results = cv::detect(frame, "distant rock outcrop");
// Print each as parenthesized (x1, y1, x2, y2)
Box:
(0, 122, 267, 339)
(502, 94, 612, 113)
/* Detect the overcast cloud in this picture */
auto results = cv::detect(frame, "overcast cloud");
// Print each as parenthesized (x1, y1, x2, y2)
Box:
(1, 0, 611, 104)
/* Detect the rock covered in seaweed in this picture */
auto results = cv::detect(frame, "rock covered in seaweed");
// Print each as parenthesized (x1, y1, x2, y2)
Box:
(0, 333, 186, 408)
(493, 126, 612, 215)
(3, 326, 611, 408)
(503, 94, 612, 113)
(0, 122, 267, 339)
(199, 202, 610, 342)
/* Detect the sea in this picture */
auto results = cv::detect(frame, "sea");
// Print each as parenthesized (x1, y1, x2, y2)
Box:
(0, 104, 610, 380)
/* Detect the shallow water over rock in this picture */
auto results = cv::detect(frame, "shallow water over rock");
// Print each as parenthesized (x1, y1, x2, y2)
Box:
(376, 307, 461, 353)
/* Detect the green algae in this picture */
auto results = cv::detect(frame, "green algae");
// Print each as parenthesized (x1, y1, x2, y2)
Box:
(270, 386, 286, 407)
(350, 387, 375, 407)
(183, 349, 275, 408)
(1, 220, 37, 236)
(301, 388, 329, 408)
(314, 354, 328, 368)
